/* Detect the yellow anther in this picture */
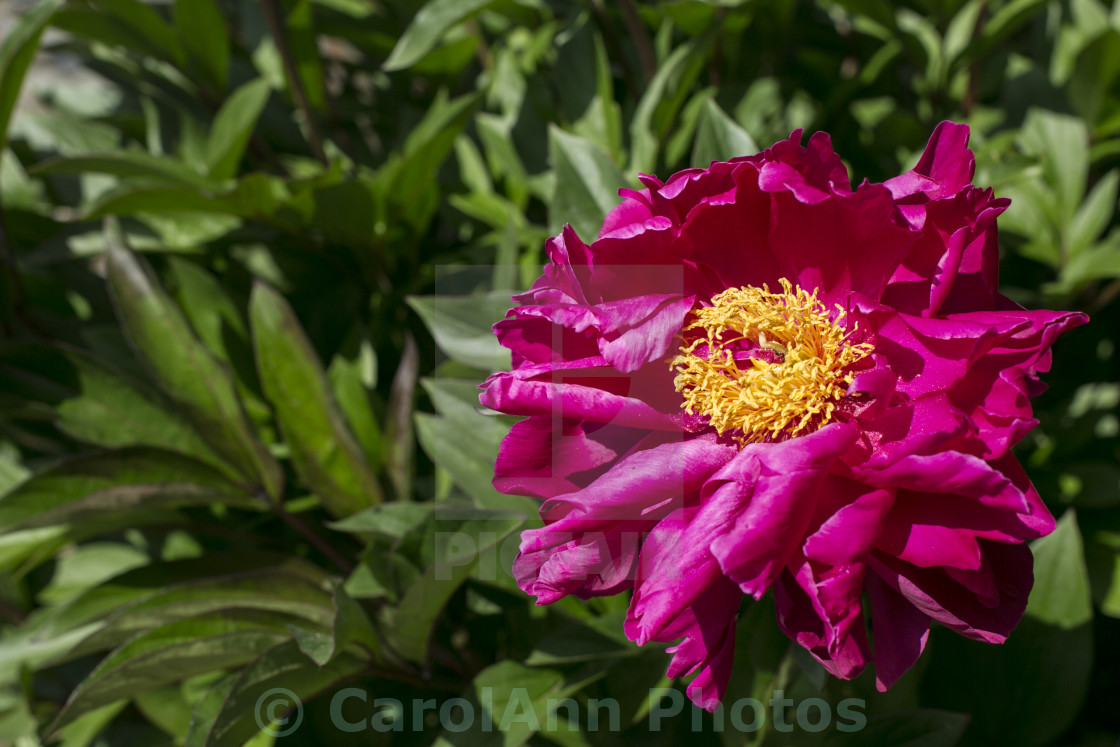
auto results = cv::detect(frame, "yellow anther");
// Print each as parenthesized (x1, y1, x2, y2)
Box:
(670, 279, 873, 446)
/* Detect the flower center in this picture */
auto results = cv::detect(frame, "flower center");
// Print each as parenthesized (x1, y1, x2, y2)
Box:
(670, 278, 873, 446)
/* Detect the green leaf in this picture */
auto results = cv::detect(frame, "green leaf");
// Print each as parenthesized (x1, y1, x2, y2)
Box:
(205, 79, 272, 180)
(922, 616, 1092, 747)
(47, 612, 293, 734)
(1070, 30, 1120, 135)
(414, 378, 527, 512)
(250, 282, 382, 517)
(327, 337, 382, 469)
(0, 0, 64, 152)
(105, 234, 283, 498)
(957, 0, 1050, 67)
(692, 97, 759, 167)
(134, 686, 194, 740)
(548, 126, 628, 242)
(1020, 109, 1090, 230)
(0, 525, 68, 573)
(281, 0, 327, 112)
(431, 661, 589, 746)
(55, 702, 129, 747)
(477, 113, 530, 206)
(943, 0, 986, 71)
(37, 554, 331, 643)
(629, 36, 712, 175)
(37, 542, 150, 606)
(30, 152, 224, 190)
(0, 447, 256, 533)
(175, 0, 230, 89)
(292, 580, 379, 665)
(383, 334, 418, 500)
(525, 623, 632, 666)
(85, 173, 290, 221)
(383, 0, 496, 71)
(87, 186, 235, 218)
(1026, 509, 1093, 628)
(406, 291, 512, 371)
(165, 257, 256, 384)
(63, 568, 337, 662)
(91, 0, 185, 64)
(829, 709, 969, 747)
(327, 502, 433, 538)
(386, 509, 524, 663)
(385, 90, 480, 226)
(0, 343, 221, 466)
(1069, 170, 1120, 257)
(185, 641, 366, 747)
(1057, 232, 1120, 285)
(415, 412, 502, 505)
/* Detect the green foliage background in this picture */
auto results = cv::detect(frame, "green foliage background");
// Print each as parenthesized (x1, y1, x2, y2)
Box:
(0, 0, 1117, 744)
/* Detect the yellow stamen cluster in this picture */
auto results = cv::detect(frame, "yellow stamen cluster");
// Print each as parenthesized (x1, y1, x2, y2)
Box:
(670, 279, 873, 446)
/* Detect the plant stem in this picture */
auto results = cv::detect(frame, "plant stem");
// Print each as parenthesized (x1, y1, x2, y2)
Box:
(260, 0, 328, 164)
(618, 0, 656, 84)
(265, 491, 355, 574)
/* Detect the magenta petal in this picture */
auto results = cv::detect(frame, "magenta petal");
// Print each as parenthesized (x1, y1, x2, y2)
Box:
(708, 423, 858, 598)
(865, 570, 931, 691)
(625, 431, 848, 647)
(479, 358, 684, 430)
(631, 547, 740, 712)
(880, 521, 983, 570)
(595, 294, 696, 373)
(882, 189, 1007, 316)
(856, 393, 980, 469)
(678, 162, 781, 293)
(766, 184, 917, 305)
(516, 530, 642, 604)
(869, 540, 1034, 644)
(989, 453, 1055, 537)
(774, 566, 871, 679)
(533, 433, 735, 527)
(493, 417, 622, 498)
(513, 434, 734, 603)
(860, 301, 1088, 458)
(854, 449, 1029, 513)
(624, 509, 725, 647)
(802, 483, 895, 566)
(599, 188, 654, 237)
(885, 121, 975, 203)
(756, 130, 852, 202)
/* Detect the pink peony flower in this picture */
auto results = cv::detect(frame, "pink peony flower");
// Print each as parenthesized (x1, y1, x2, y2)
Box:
(479, 123, 1087, 710)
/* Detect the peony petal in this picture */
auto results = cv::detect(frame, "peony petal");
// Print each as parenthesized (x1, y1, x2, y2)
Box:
(865, 570, 931, 691)
(802, 479, 895, 566)
(884, 121, 975, 203)
(774, 565, 872, 679)
(755, 130, 852, 202)
(868, 540, 1034, 644)
(493, 416, 625, 498)
(595, 294, 696, 373)
(479, 358, 685, 430)
(708, 423, 858, 598)
(599, 188, 655, 237)
(513, 433, 735, 603)
(534, 433, 735, 527)
(678, 162, 781, 293)
(853, 449, 1029, 513)
(766, 184, 917, 306)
